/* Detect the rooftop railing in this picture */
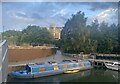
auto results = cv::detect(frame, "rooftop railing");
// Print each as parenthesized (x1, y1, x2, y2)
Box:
(0, 40, 8, 83)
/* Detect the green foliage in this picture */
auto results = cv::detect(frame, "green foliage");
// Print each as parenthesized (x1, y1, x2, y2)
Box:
(2, 30, 22, 45)
(2, 25, 55, 45)
(2, 11, 118, 54)
(61, 11, 91, 53)
(21, 25, 54, 45)
(61, 11, 118, 54)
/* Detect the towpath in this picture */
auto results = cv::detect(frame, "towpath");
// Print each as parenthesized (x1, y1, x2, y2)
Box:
(9, 50, 78, 66)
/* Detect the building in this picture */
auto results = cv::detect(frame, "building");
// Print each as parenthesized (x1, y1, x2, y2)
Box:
(0, 40, 8, 83)
(49, 24, 63, 40)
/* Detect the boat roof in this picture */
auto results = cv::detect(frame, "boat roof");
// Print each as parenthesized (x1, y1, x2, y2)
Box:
(27, 63, 50, 68)
(27, 60, 90, 68)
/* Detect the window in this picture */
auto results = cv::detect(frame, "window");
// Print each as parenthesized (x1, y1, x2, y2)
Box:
(73, 64, 77, 67)
(53, 66, 59, 70)
(63, 65, 68, 69)
(81, 64, 85, 67)
(40, 68, 46, 72)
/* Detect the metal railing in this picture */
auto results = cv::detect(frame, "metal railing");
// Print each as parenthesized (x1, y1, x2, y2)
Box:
(0, 40, 8, 83)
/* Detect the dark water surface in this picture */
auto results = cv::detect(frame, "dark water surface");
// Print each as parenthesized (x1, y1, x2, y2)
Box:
(7, 68, 119, 83)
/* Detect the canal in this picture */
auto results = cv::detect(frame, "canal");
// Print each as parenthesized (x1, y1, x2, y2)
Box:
(7, 51, 119, 83)
(7, 68, 119, 83)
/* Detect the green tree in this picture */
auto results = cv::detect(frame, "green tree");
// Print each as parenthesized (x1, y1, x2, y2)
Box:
(20, 25, 54, 45)
(61, 11, 90, 53)
(2, 25, 55, 46)
(2, 30, 22, 45)
(97, 22, 118, 53)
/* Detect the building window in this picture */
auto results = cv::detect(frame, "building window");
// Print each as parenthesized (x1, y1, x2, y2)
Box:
(63, 65, 68, 69)
(53, 66, 59, 70)
(40, 68, 46, 72)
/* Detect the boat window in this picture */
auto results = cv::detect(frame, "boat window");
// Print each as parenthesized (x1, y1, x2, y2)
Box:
(62, 60, 71, 62)
(40, 68, 46, 72)
(63, 65, 68, 68)
(86, 63, 90, 66)
(73, 64, 76, 67)
(36, 62, 45, 65)
(48, 61, 56, 64)
(72, 60, 78, 62)
(81, 64, 85, 67)
(53, 66, 59, 70)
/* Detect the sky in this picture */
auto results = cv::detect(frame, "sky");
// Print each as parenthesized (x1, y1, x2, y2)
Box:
(1, 2, 118, 32)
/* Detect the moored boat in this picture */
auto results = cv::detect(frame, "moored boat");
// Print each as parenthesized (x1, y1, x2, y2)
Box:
(104, 61, 120, 71)
(64, 69, 80, 74)
(9, 60, 93, 79)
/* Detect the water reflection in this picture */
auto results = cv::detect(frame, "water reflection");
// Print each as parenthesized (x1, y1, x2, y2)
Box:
(7, 69, 119, 83)
(7, 70, 91, 82)
(104, 70, 118, 80)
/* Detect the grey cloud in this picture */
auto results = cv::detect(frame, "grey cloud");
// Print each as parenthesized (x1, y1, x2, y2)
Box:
(30, 13, 44, 19)
(16, 12, 27, 18)
(15, 11, 44, 20)
(88, 2, 118, 11)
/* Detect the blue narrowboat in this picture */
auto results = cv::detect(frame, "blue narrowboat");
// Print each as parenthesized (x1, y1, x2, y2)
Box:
(9, 60, 93, 78)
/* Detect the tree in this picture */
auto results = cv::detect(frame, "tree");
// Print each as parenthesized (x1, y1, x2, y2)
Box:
(20, 25, 54, 45)
(61, 11, 90, 53)
(2, 25, 55, 46)
(97, 22, 118, 53)
(2, 30, 22, 45)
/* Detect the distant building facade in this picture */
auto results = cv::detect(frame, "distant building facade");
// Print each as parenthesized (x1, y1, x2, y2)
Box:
(49, 24, 63, 40)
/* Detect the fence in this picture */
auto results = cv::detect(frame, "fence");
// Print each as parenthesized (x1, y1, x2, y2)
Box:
(0, 40, 8, 83)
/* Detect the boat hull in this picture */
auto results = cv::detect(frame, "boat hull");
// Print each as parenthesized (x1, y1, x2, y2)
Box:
(9, 60, 93, 79)
(104, 63, 119, 71)
(9, 70, 64, 79)
(9, 67, 93, 79)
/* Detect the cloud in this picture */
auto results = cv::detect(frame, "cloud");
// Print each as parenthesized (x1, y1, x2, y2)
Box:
(87, 8, 118, 25)
(89, 2, 118, 11)
(9, 11, 34, 22)
(51, 9, 67, 17)
(2, 2, 118, 32)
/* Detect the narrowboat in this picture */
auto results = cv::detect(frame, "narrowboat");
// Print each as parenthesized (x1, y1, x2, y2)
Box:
(9, 60, 93, 78)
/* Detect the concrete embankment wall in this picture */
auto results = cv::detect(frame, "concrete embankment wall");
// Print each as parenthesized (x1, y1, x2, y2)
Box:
(8, 46, 56, 72)
(8, 47, 56, 62)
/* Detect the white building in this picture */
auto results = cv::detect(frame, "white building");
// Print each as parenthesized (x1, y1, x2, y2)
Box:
(0, 40, 8, 83)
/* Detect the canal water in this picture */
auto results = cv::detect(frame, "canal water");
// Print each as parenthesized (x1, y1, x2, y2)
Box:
(7, 68, 119, 83)
(7, 51, 119, 83)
